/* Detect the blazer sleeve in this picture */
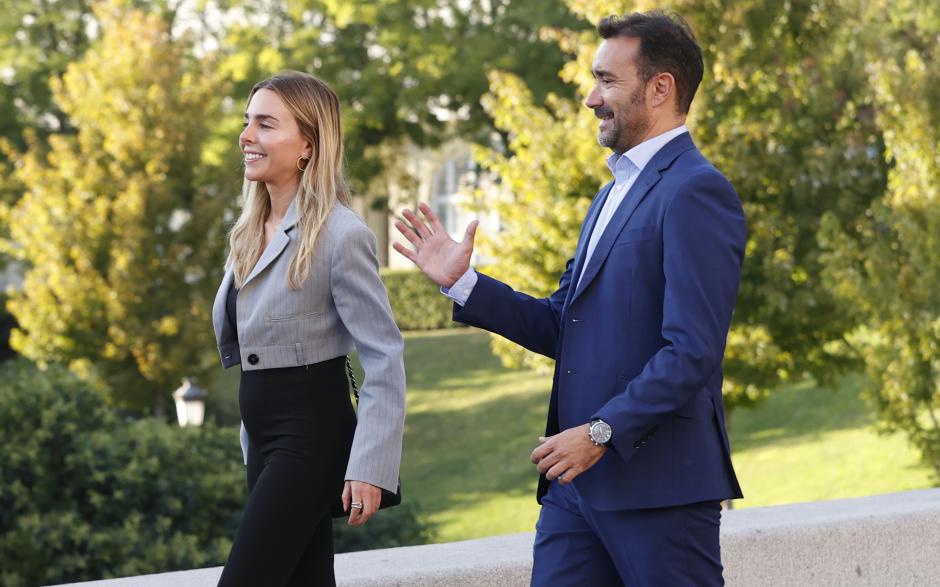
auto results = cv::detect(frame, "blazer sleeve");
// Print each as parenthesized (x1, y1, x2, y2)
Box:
(451, 258, 575, 359)
(330, 222, 406, 492)
(593, 171, 746, 455)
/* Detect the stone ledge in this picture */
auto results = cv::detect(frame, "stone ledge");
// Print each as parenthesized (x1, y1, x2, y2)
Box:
(51, 488, 940, 586)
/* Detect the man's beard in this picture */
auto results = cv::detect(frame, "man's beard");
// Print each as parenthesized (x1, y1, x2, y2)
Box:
(597, 86, 650, 152)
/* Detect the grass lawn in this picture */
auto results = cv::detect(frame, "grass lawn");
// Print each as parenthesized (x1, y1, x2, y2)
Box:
(208, 329, 936, 543)
(730, 376, 935, 508)
(399, 329, 546, 542)
(397, 329, 934, 541)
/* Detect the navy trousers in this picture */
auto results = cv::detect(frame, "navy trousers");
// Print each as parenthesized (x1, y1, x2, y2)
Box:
(532, 481, 723, 586)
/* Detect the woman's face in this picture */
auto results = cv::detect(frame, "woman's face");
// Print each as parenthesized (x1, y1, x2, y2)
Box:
(239, 88, 311, 188)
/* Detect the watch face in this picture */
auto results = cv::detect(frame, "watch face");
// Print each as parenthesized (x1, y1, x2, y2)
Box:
(591, 421, 612, 444)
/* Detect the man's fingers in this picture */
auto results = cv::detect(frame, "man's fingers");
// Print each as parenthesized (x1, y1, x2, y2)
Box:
(546, 462, 570, 481)
(531, 434, 554, 463)
(463, 219, 479, 246)
(401, 209, 433, 240)
(557, 467, 579, 484)
(392, 241, 418, 263)
(531, 443, 547, 464)
(342, 482, 351, 512)
(419, 202, 446, 234)
(531, 442, 554, 464)
(394, 220, 424, 248)
(536, 450, 562, 474)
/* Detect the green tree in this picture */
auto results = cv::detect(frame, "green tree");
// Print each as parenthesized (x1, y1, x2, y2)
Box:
(211, 0, 587, 199)
(678, 0, 885, 412)
(476, 0, 886, 420)
(0, 0, 230, 415)
(0, 0, 186, 200)
(0, 0, 94, 149)
(820, 0, 940, 477)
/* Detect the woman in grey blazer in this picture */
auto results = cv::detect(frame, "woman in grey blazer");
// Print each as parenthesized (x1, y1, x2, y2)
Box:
(211, 71, 406, 587)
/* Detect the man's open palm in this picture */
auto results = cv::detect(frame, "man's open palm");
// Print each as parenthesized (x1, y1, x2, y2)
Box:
(393, 203, 478, 288)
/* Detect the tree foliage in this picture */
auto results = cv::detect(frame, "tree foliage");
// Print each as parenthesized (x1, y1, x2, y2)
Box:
(678, 0, 886, 409)
(0, 0, 230, 414)
(0, 0, 94, 149)
(210, 0, 587, 196)
(819, 0, 940, 477)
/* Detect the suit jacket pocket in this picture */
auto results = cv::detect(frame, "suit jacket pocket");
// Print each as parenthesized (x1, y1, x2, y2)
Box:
(267, 310, 322, 322)
(612, 225, 657, 247)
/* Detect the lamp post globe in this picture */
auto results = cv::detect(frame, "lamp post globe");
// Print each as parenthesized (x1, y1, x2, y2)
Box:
(172, 378, 206, 427)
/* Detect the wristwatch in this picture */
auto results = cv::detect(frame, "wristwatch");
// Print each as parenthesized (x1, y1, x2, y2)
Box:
(588, 419, 613, 447)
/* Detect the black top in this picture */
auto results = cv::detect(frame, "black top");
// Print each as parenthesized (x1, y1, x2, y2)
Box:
(226, 283, 239, 343)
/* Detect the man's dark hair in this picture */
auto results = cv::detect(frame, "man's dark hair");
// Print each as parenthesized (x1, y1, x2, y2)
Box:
(598, 12, 704, 113)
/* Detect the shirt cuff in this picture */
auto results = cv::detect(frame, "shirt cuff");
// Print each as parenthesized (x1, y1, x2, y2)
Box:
(440, 268, 478, 306)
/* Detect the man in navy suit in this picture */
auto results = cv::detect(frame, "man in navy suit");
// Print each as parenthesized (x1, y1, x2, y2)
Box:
(395, 11, 745, 586)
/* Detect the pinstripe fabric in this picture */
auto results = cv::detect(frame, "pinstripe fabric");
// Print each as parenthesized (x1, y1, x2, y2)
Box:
(211, 200, 406, 493)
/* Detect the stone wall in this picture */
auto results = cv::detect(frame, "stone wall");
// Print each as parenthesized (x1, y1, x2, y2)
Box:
(53, 488, 940, 586)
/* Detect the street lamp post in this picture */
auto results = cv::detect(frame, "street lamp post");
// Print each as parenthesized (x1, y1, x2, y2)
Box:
(172, 378, 206, 427)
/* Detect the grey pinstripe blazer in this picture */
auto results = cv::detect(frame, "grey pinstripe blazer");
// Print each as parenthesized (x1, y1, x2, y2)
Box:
(211, 200, 406, 492)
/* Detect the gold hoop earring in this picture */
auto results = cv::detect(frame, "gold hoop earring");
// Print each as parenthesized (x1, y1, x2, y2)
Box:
(297, 155, 309, 171)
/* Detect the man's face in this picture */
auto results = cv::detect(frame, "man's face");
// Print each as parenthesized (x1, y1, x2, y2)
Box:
(585, 36, 653, 153)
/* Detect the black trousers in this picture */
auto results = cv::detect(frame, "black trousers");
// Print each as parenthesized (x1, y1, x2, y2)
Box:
(218, 356, 356, 587)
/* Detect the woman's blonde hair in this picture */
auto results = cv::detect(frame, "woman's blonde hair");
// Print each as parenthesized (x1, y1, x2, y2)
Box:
(227, 71, 350, 289)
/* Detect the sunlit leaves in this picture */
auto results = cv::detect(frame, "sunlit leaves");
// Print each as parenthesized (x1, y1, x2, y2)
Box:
(0, 0, 229, 414)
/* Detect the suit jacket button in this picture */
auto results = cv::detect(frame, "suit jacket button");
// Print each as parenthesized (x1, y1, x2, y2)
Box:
(247, 354, 259, 365)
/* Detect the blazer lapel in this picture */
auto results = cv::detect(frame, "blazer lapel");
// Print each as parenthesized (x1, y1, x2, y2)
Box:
(570, 133, 695, 304)
(242, 198, 300, 288)
(568, 181, 615, 299)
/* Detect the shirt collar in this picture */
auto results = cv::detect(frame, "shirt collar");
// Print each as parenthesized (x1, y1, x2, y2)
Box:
(606, 124, 689, 182)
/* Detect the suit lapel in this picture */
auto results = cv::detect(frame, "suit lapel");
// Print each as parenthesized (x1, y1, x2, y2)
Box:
(570, 133, 695, 304)
(242, 197, 299, 288)
(568, 181, 615, 300)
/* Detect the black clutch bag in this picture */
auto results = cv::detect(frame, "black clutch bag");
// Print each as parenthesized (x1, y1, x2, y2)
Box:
(330, 356, 402, 518)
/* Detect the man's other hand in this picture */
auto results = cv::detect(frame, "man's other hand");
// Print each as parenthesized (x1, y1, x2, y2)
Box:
(531, 424, 607, 484)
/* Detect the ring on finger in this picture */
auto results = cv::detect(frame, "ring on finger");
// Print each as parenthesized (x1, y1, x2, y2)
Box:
(350, 501, 364, 510)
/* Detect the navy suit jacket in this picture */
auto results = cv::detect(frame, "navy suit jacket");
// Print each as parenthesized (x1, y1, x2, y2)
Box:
(454, 133, 746, 511)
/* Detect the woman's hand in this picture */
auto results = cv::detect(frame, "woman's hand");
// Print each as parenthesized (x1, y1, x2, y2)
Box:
(342, 480, 382, 527)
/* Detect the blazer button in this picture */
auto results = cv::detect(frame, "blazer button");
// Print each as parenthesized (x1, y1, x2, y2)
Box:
(247, 354, 259, 365)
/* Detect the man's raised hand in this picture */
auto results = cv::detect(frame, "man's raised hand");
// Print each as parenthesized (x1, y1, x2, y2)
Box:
(393, 202, 478, 288)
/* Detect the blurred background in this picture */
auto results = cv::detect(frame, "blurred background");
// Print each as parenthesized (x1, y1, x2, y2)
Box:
(1, 0, 938, 585)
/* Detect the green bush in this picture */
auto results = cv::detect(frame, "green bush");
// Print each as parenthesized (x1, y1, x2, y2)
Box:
(0, 359, 244, 586)
(381, 269, 461, 331)
(0, 359, 435, 584)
